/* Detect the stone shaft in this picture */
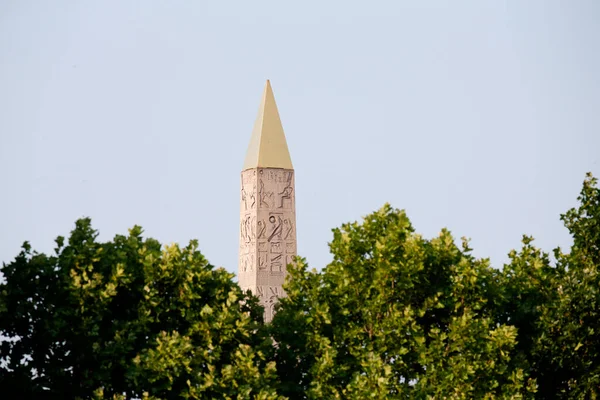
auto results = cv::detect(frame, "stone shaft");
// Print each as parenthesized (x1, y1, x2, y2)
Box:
(239, 167, 296, 322)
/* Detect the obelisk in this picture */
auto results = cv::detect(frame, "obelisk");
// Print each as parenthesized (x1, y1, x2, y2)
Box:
(239, 80, 296, 322)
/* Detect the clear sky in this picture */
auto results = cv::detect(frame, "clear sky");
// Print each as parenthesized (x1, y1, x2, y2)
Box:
(1, 1, 599, 276)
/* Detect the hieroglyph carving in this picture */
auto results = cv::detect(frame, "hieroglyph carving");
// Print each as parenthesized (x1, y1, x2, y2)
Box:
(238, 168, 296, 322)
(253, 286, 286, 322)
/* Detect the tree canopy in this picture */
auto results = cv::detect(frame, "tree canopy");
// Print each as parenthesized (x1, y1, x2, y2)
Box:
(270, 205, 533, 399)
(0, 221, 280, 399)
(1, 173, 599, 399)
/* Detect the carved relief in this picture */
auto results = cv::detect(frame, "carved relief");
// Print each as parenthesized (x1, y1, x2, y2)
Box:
(267, 286, 281, 320)
(239, 168, 295, 322)
(242, 215, 252, 243)
(259, 179, 273, 208)
(265, 170, 280, 182)
(253, 285, 285, 321)
(268, 286, 280, 298)
(258, 251, 268, 270)
(270, 242, 282, 253)
(241, 187, 247, 210)
(270, 253, 283, 272)
(249, 183, 256, 209)
(268, 214, 283, 242)
(270, 242, 283, 272)
(278, 172, 293, 208)
(242, 169, 255, 184)
(278, 186, 293, 208)
(283, 218, 294, 240)
(238, 215, 250, 243)
(242, 254, 255, 273)
(257, 219, 266, 239)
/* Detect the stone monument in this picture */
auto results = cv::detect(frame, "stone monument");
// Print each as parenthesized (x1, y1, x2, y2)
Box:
(238, 80, 296, 322)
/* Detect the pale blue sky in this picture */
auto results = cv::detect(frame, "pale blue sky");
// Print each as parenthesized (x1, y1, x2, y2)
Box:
(1, 1, 599, 275)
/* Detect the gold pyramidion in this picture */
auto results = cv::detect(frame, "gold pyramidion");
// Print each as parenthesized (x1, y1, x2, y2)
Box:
(243, 80, 293, 170)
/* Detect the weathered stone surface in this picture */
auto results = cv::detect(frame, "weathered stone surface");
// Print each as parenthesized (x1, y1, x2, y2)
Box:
(239, 168, 296, 321)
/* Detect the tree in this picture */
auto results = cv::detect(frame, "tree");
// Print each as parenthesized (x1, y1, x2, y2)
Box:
(499, 173, 600, 398)
(548, 172, 600, 397)
(494, 235, 558, 398)
(0, 219, 281, 399)
(271, 205, 534, 399)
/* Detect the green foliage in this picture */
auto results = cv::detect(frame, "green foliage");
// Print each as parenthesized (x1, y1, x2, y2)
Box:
(547, 173, 600, 398)
(1, 173, 599, 399)
(271, 205, 534, 399)
(494, 172, 600, 398)
(495, 235, 558, 397)
(0, 220, 280, 399)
